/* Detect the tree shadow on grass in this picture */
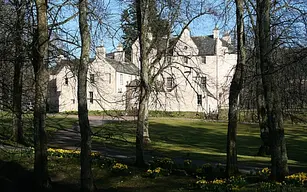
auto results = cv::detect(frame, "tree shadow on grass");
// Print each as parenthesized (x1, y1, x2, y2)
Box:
(48, 119, 307, 173)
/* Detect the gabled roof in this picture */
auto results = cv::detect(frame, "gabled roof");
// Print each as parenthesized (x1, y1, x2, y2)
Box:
(51, 57, 138, 76)
(105, 58, 139, 75)
(191, 36, 216, 56)
(50, 59, 78, 75)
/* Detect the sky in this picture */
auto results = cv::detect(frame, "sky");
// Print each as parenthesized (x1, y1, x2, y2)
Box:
(102, 1, 235, 53)
(57, 0, 236, 55)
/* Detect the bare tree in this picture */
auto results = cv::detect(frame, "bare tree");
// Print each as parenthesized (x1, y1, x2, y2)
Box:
(256, 0, 288, 181)
(12, 0, 26, 144)
(135, 0, 151, 166)
(78, 0, 94, 191)
(32, 0, 51, 190)
(226, 0, 245, 177)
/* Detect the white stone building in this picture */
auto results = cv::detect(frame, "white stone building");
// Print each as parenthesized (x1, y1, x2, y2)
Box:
(48, 44, 138, 112)
(131, 28, 237, 114)
(48, 28, 237, 114)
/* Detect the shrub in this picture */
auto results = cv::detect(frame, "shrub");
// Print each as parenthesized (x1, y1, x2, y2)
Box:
(257, 167, 271, 181)
(196, 178, 227, 191)
(285, 172, 307, 186)
(153, 157, 174, 170)
(145, 167, 162, 178)
(111, 163, 129, 175)
(257, 182, 284, 192)
(228, 176, 247, 190)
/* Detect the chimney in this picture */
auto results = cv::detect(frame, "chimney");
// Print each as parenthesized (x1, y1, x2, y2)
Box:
(222, 31, 231, 44)
(213, 27, 219, 39)
(183, 26, 191, 38)
(114, 43, 125, 62)
(56, 54, 65, 63)
(96, 42, 106, 59)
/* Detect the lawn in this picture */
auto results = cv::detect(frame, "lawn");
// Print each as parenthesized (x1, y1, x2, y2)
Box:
(1, 115, 307, 191)
(91, 117, 307, 171)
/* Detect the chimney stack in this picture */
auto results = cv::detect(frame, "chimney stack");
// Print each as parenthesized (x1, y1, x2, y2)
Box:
(213, 26, 219, 39)
(114, 43, 125, 62)
(96, 42, 106, 59)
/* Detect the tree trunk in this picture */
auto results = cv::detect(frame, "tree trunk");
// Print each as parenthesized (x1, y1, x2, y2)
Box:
(12, 0, 25, 144)
(135, 0, 151, 167)
(226, 0, 245, 177)
(33, 0, 50, 190)
(257, 0, 289, 181)
(256, 76, 270, 156)
(255, 21, 270, 156)
(78, 0, 94, 191)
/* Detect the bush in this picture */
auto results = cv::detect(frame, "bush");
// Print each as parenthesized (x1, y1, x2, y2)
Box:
(285, 172, 307, 186)
(111, 163, 129, 175)
(196, 178, 227, 191)
(152, 157, 174, 170)
(145, 167, 162, 178)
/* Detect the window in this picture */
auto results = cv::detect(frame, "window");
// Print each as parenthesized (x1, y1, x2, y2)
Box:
(106, 73, 111, 83)
(120, 74, 123, 85)
(89, 91, 93, 103)
(90, 74, 94, 83)
(184, 46, 188, 50)
(71, 99, 75, 104)
(197, 94, 202, 105)
(166, 77, 174, 90)
(184, 56, 188, 64)
(118, 88, 122, 93)
(201, 76, 207, 89)
(65, 77, 68, 85)
(201, 56, 206, 64)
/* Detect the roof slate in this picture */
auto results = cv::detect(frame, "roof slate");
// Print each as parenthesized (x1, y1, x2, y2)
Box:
(51, 57, 138, 76)
(105, 58, 139, 75)
(191, 36, 216, 56)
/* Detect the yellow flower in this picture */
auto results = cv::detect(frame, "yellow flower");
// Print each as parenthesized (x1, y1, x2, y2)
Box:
(154, 167, 161, 173)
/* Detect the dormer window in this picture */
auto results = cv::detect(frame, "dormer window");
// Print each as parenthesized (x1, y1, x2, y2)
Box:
(89, 91, 93, 103)
(201, 76, 207, 89)
(197, 94, 202, 105)
(201, 56, 206, 64)
(166, 77, 174, 91)
(90, 74, 94, 83)
(65, 77, 68, 85)
(184, 56, 189, 64)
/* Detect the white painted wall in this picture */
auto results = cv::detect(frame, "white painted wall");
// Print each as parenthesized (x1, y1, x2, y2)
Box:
(51, 28, 236, 114)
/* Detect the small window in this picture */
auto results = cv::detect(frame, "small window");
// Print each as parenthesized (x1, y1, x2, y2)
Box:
(184, 56, 188, 64)
(65, 77, 68, 85)
(72, 99, 75, 104)
(166, 77, 174, 90)
(184, 46, 188, 50)
(197, 94, 202, 105)
(201, 56, 206, 64)
(118, 88, 122, 93)
(201, 77, 207, 89)
(89, 91, 93, 103)
(90, 74, 94, 83)
(120, 74, 123, 85)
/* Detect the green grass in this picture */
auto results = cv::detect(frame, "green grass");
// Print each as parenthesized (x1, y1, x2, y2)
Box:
(0, 114, 76, 145)
(92, 118, 307, 170)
